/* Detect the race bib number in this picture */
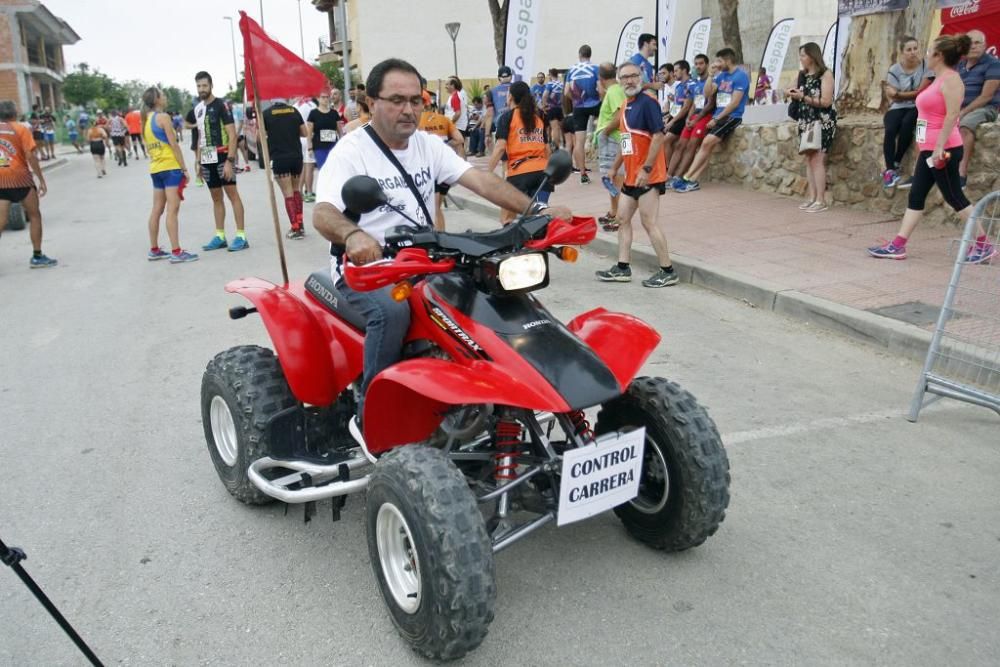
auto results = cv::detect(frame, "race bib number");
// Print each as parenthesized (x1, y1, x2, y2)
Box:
(620, 133, 634, 156)
(319, 129, 337, 143)
(200, 146, 219, 165)
(694, 95, 706, 110)
(717, 92, 733, 108)
(915, 119, 927, 144)
(669, 103, 682, 117)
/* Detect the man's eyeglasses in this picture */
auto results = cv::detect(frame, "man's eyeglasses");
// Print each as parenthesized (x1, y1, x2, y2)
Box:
(620, 73, 641, 81)
(376, 95, 424, 109)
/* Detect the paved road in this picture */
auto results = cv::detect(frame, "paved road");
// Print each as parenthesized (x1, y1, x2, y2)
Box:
(1, 154, 998, 666)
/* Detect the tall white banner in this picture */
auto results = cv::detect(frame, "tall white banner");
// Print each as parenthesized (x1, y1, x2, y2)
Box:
(758, 18, 796, 82)
(656, 0, 679, 67)
(504, 0, 542, 82)
(822, 21, 837, 70)
(684, 17, 712, 65)
(615, 16, 645, 67)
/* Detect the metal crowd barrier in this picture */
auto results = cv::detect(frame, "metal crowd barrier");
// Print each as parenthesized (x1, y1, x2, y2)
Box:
(909, 191, 1000, 421)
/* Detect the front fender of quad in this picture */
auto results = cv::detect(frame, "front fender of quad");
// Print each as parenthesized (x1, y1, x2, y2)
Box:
(225, 278, 339, 406)
(364, 358, 573, 453)
(567, 308, 661, 390)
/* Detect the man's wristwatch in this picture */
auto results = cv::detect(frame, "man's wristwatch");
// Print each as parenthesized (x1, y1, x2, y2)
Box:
(227, 156, 235, 163)
(641, 165, 653, 174)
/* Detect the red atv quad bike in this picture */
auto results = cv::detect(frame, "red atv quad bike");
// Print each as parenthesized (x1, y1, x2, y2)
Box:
(201, 153, 730, 661)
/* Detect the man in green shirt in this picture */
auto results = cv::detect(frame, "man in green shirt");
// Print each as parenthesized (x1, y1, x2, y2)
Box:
(594, 62, 627, 231)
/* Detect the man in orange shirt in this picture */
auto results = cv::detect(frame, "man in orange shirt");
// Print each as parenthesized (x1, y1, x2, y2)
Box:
(418, 95, 465, 229)
(0, 101, 56, 268)
(595, 62, 676, 288)
(125, 107, 146, 160)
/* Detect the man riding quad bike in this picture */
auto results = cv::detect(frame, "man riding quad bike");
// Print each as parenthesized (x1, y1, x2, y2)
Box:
(201, 58, 730, 661)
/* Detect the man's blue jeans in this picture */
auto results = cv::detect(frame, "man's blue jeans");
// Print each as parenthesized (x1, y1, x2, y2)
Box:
(336, 279, 411, 397)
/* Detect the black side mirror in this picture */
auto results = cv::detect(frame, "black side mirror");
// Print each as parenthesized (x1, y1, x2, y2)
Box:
(544, 150, 573, 186)
(342, 175, 388, 215)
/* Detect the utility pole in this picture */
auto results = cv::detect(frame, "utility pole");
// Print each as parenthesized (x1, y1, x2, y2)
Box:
(223, 16, 239, 92)
(337, 0, 352, 100)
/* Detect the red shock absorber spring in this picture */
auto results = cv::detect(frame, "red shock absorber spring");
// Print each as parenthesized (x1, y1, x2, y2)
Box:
(568, 410, 594, 442)
(494, 420, 522, 481)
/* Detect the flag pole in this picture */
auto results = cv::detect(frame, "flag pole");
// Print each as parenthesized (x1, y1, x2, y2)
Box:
(246, 58, 290, 287)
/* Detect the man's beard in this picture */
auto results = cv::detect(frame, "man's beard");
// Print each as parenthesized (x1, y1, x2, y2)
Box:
(198, 91, 210, 100)
(624, 84, 642, 96)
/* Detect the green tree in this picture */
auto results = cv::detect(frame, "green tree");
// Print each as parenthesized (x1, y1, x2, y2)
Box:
(62, 63, 103, 106)
(315, 61, 344, 91)
(225, 74, 245, 103)
(161, 86, 190, 113)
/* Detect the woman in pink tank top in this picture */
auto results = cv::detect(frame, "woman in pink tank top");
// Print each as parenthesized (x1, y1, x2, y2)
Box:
(869, 34, 996, 264)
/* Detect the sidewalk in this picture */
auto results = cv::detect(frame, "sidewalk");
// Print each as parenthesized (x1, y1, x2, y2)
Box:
(452, 158, 997, 361)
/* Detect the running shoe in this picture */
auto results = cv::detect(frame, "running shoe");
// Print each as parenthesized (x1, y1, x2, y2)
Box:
(600, 176, 620, 197)
(642, 269, 679, 288)
(169, 250, 199, 263)
(595, 264, 632, 282)
(964, 242, 997, 265)
(29, 254, 58, 269)
(896, 177, 913, 189)
(147, 248, 170, 261)
(580, 173, 591, 185)
(304, 193, 316, 203)
(668, 176, 685, 191)
(286, 228, 305, 240)
(882, 169, 898, 188)
(243, 165, 252, 172)
(798, 200, 816, 210)
(602, 220, 620, 232)
(675, 179, 700, 193)
(867, 241, 907, 260)
(196, 179, 204, 187)
(228, 236, 249, 252)
(805, 201, 829, 213)
(202, 236, 228, 251)
(598, 211, 616, 224)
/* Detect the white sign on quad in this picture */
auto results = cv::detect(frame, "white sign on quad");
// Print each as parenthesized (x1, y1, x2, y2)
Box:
(557, 428, 646, 526)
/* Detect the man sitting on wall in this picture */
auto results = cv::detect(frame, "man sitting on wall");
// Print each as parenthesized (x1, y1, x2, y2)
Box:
(957, 30, 1000, 187)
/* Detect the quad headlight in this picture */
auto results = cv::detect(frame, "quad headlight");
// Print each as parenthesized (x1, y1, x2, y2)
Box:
(476, 252, 550, 295)
(498, 253, 548, 291)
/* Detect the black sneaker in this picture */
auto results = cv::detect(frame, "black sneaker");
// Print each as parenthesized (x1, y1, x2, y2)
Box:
(595, 264, 632, 282)
(286, 228, 305, 240)
(581, 173, 591, 184)
(642, 269, 679, 288)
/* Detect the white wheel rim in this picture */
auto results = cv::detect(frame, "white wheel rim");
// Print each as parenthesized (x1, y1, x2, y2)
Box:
(376, 503, 421, 614)
(631, 435, 670, 514)
(210, 395, 239, 467)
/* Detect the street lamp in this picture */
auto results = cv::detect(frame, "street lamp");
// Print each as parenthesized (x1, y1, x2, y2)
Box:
(297, 0, 305, 59)
(223, 16, 239, 92)
(445, 22, 460, 77)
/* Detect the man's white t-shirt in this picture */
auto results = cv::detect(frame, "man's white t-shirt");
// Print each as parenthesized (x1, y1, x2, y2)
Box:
(449, 89, 469, 132)
(316, 126, 473, 278)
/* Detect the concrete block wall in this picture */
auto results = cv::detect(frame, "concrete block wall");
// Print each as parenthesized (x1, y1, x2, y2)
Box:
(706, 118, 1000, 226)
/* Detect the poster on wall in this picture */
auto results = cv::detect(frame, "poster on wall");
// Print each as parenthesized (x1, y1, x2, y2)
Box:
(939, 0, 1000, 55)
(837, 0, 909, 16)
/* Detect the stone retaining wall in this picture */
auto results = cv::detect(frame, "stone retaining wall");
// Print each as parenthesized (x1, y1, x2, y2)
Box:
(706, 117, 1000, 226)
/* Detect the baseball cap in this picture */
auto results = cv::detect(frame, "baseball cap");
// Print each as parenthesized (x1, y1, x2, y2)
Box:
(498, 66, 513, 78)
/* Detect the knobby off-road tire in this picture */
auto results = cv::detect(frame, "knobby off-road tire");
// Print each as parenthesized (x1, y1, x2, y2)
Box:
(201, 345, 296, 505)
(595, 377, 730, 551)
(366, 445, 496, 661)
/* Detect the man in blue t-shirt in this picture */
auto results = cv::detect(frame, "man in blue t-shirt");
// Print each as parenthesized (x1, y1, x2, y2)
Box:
(482, 66, 513, 155)
(530, 72, 546, 106)
(567, 44, 600, 183)
(675, 47, 749, 192)
(629, 33, 657, 88)
(541, 68, 565, 150)
(957, 29, 1000, 184)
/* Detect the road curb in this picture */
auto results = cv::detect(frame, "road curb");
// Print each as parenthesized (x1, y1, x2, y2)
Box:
(449, 192, 938, 363)
(41, 157, 68, 172)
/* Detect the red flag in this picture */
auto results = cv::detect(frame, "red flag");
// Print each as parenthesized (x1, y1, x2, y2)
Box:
(239, 11, 328, 101)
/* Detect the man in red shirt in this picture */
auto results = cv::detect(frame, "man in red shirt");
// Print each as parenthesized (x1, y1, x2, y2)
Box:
(0, 100, 56, 268)
(595, 62, 677, 288)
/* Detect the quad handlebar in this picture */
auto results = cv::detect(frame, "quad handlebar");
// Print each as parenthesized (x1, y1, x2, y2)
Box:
(343, 215, 596, 293)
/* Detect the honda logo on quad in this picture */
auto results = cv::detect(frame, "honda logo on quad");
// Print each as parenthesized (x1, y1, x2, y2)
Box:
(522, 319, 550, 330)
(306, 276, 338, 308)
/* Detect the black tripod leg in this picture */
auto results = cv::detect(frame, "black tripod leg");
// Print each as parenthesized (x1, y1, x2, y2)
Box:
(1, 537, 105, 667)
